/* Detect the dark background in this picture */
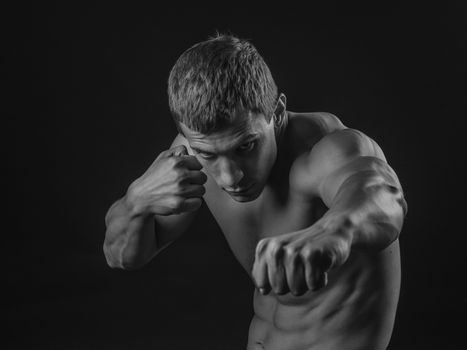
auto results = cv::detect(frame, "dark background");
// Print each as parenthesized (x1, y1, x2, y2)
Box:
(4, 2, 467, 349)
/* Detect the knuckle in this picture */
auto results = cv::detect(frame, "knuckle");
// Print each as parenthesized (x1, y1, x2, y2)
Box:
(168, 197, 183, 210)
(165, 156, 178, 168)
(268, 240, 284, 258)
(301, 246, 313, 261)
(255, 238, 269, 255)
(172, 167, 186, 180)
(284, 245, 299, 259)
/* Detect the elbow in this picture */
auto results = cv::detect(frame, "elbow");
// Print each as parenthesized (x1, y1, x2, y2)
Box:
(387, 200, 407, 244)
(361, 185, 407, 249)
(103, 241, 146, 271)
(384, 197, 407, 244)
(379, 182, 407, 233)
(103, 242, 122, 269)
(399, 195, 408, 218)
(391, 185, 408, 235)
(119, 259, 146, 270)
(393, 196, 407, 242)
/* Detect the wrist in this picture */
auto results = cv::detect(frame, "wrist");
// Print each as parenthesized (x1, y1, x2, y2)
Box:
(124, 183, 151, 219)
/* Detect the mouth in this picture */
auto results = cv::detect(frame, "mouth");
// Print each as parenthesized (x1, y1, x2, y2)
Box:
(225, 182, 255, 195)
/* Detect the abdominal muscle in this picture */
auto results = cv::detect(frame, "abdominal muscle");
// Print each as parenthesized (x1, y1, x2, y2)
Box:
(246, 240, 401, 350)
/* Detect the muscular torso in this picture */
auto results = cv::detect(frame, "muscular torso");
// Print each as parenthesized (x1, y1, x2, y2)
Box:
(197, 112, 401, 350)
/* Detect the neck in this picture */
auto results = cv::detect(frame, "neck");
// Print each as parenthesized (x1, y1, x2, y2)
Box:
(267, 112, 293, 194)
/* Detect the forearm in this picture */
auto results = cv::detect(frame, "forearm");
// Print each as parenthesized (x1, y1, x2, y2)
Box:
(324, 169, 407, 251)
(103, 195, 157, 269)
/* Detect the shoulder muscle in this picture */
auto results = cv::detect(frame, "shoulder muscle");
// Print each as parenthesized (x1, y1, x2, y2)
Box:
(293, 128, 388, 204)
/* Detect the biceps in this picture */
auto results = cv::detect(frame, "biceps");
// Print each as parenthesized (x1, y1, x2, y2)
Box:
(320, 156, 402, 207)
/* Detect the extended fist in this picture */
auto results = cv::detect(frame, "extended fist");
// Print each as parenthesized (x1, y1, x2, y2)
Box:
(252, 226, 352, 296)
(126, 145, 207, 216)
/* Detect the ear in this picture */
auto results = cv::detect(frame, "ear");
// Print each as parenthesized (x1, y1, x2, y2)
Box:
(274, 93, 287, 119)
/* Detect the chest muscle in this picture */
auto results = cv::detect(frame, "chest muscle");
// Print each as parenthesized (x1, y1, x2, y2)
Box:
(204, 187, 328, 273)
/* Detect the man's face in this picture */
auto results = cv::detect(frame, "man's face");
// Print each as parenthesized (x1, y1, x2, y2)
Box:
(179, 110, 277, 202)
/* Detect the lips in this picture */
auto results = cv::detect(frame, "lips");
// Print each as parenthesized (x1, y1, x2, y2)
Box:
(225, 182, 254, 195)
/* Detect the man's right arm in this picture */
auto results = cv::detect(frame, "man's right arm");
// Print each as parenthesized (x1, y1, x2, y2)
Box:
(103, 134, 206, 270)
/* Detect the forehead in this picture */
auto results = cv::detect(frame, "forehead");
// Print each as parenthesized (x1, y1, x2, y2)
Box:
(180, 111, 269, 151)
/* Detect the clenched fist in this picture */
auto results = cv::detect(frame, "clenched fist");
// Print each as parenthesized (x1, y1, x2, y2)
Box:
(126, 145, 207, 216)
(252, 222, 353, 296)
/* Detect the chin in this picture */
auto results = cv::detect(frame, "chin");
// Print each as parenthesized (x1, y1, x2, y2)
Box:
(230, 195, 256, 203)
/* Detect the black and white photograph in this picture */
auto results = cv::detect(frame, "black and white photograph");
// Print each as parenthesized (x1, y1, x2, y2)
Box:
(5, 2, 466, 349)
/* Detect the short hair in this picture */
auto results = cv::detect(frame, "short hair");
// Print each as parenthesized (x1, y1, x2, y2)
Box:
(167, 33, 279, 134)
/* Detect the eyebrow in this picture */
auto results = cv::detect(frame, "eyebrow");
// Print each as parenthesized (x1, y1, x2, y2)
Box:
(191, 133, 260, 154)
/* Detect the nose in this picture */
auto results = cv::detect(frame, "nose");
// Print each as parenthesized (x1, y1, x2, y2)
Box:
(217, 157, 244, 189)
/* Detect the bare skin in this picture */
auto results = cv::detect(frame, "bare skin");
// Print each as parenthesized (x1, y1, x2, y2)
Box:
(104, 101, 407, 349)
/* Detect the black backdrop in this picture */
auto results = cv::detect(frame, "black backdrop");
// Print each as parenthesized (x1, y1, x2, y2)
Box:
(5, 2, 467, 349)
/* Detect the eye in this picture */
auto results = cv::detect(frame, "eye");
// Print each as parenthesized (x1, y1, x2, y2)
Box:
(238, 140, 256, 153)
(198, 151, 215, 160)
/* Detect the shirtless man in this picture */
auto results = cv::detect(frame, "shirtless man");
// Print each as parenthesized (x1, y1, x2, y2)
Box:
(103, 34, 408, 350)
